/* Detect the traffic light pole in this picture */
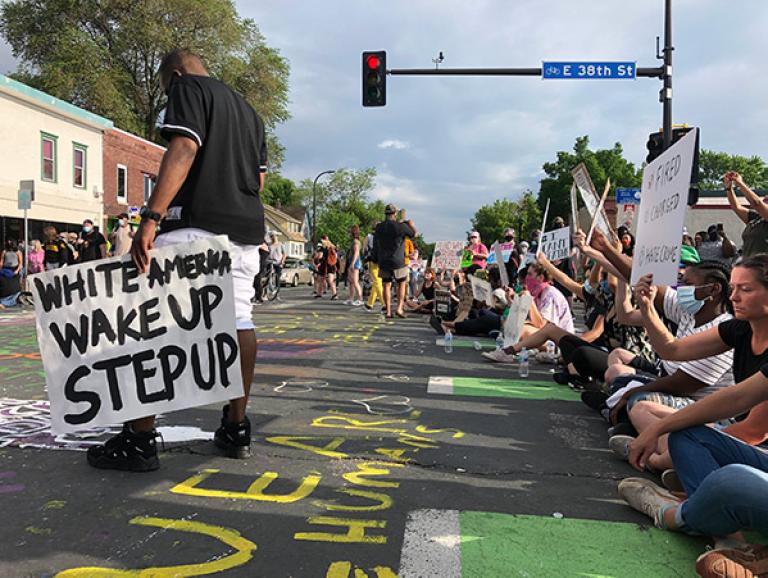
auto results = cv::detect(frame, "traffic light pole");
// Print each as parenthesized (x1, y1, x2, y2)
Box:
(662, 0, 673, 150)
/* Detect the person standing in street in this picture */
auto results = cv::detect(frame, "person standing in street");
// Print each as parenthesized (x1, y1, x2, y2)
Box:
(364, 225, 384, 312)
(86, 48, 268, 471)
(109, 212, 134, 257)
(76, 219, 107, 263)
(374, 204, 416, 319)
(268, 231, 286, 284)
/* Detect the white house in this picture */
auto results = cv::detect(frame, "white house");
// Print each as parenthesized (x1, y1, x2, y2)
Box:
(0, 74, 113, 245)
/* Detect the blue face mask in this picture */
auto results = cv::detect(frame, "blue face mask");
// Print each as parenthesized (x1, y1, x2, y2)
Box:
(677, 285, 710, 315)
(583, 279, 593, 295)
(599, 279, 612, 295)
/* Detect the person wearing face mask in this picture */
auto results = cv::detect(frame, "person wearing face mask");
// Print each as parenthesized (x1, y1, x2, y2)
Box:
(109, 212, 134, 258)
(500, 227, 520, 279)
(696, 224, 735, 265)
(601, 262, 735, 470)
(76, 219, 107, 263)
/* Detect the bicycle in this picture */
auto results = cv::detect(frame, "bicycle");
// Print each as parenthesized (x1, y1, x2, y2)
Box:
(259, 259, 281, 302)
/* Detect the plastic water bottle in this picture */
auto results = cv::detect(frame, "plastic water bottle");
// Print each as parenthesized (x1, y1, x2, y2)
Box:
(495, 333, 505, 351)
(444, 330, 454, 354)
(518, 348, 529, 378)
(546, 340, 556, 358)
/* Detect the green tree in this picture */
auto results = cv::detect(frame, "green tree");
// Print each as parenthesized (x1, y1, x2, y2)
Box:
(0, 0, 290, 167)
(297, 168, 380, 241)
(698, 150, 768, 190)
(261, 174, 299, 207)
(470, 192, 542, 245)
(539, 136, 641, 225)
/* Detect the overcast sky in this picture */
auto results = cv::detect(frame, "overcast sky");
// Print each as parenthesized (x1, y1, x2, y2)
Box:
(3, 1, 768, 242)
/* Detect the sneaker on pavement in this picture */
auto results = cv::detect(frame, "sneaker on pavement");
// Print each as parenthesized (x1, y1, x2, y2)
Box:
(609, 434, 635, 461)
(607, 421, 639, 438)
(343, 299, 352, 305)
(482, 348, 518, 363)
(213, 404, 251, 459)
(618, 477, 680, 528)
(581, 390, 609, 411)
(330, 294, 339, 301)
(661, 469, 686, 494)
(86, 425, 160, 472)
(352, 300, 363, 306)
(696, 544, 768, 578)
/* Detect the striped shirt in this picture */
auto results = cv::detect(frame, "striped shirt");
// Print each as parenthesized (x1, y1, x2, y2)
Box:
(662, 288, 734, 399)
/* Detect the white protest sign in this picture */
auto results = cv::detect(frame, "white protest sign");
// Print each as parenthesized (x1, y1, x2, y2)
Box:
(486, 242, 515, 265)
(572, 163, 615, 240)
(631, 129, 697, 286)
(570, 184, 579, 232)
(540, 226, 571, 262)
(469, 275, 493, 306)
(503, 293, 533, 347)
(32, 236, 243, 434)
(431, 240, 465, 270)
(586, 178, 611, 244)
(494, 243, 510, 287)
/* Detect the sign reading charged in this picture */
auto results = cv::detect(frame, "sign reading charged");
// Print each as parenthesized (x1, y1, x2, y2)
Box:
(542, 61, 636, 80)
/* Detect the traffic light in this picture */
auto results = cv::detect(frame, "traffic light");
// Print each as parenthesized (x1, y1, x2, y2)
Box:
(362, 51, 386, 107)
(646, 126, 700, 206)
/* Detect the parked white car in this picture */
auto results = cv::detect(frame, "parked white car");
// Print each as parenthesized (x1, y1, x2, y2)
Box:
(280, 259, 314, 287)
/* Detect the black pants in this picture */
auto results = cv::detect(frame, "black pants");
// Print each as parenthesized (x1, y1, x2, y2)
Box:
(558, 334, 609, 381)
(454, 310, 501, 336)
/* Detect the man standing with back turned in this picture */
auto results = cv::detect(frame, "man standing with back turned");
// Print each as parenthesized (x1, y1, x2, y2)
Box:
(86, 49, 267, 471)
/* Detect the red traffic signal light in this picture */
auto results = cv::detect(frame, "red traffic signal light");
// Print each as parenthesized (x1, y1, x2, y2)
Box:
(362, 51, 386, 107)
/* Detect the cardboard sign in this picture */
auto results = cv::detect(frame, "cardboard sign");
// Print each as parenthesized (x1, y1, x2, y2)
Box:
(32, 236, 243, 434)
(535, 198, 551, 257)
(469, 275, 493, 306)
(570, 184, 579, 232)
(431, 241, 466, 270)
(571, 163, 615, 240)
(503, 293, 533, 347)
(631, 129, 698, 286)
(434, 289, 452, 319)
(486, 242, 515, 265)
(540, 226, 571, 261)
(494, 243, 510, 287)
(586, 178, 611, 244)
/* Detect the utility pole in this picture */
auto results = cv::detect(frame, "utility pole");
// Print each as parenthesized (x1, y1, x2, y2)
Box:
(662, 0, 673, 150)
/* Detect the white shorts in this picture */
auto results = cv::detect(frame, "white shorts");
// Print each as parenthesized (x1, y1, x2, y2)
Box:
(155, 228, 260, 331)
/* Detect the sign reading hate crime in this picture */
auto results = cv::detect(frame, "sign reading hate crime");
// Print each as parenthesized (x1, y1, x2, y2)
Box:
(540, 226, 571, 261)
(32, 236, 243, 434)
(631, 129, 698, 286)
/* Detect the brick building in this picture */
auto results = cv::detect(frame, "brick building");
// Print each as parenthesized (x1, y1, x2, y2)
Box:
(102, 127, 165, 233)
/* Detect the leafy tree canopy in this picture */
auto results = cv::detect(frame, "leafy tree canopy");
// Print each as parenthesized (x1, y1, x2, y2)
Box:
(0, 0, 290, 168)
(470, 191, 542, 245)
(539, 136, 641, 225)
(699, 150, 768, 190)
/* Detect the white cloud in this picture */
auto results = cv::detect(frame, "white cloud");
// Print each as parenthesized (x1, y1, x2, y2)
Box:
(378, 139, 411, 150)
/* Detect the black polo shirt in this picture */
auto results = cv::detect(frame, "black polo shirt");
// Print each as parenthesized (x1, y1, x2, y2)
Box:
(374, 220, 415, 271)
(159, 74, 267, 245)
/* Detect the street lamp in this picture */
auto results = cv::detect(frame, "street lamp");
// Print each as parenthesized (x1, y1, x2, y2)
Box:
(312, 169, 336, 244)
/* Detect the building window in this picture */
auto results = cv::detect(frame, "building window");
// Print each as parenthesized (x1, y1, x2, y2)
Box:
(73, 143, 87, 189)
(41, 132, 57, 182)
(117, 164, 128, 203)
(143, 174, 155, 203)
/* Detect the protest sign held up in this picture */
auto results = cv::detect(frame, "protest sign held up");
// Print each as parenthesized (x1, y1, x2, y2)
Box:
(486, 242, 515, 265)
(32, 236, 243, 434)
(631, 129, 698, 286)
(540, 226, 571, 261)
(431, 241, 465, 270)
(571, 163, 615, 240)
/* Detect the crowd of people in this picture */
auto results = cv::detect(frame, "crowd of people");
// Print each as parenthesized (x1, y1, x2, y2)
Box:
(391, 170, 767, 577)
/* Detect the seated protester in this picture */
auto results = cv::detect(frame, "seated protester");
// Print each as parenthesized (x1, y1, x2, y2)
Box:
(407, 267, 437, 313)
(522, 262, 574, 335)
(484, 252, 605, 363)
(0, 267, 21, 309)
(620, 257, 768, 575)
(603, 265, 735, 471)
(441, 288, 508, 337)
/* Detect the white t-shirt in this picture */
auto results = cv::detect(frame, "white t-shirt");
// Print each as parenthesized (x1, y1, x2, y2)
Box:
(662, 288, 734, 399)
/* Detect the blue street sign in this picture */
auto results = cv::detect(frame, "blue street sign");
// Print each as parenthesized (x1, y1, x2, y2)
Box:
(542, 62, 636, 80)
(615, 187, 641, 205)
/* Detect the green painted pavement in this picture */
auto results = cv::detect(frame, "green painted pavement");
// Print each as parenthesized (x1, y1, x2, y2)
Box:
(453, 376, 581, 401)
(460, 512, 706, 577)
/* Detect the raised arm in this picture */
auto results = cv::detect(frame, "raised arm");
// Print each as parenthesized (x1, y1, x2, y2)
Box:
(635, 278, 730, 361)
(615, 278, 643, 327)
(588, 229, 633, 283)
(724, 174, 750, 224)
(536, 252, 584, 300)
(730, 171, 768, 221)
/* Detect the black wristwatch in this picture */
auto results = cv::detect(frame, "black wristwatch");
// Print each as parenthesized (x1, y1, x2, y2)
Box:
(140, 207, 163, 223)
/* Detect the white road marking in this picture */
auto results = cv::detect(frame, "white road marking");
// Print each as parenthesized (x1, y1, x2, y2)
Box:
(427, 376, 454, 395)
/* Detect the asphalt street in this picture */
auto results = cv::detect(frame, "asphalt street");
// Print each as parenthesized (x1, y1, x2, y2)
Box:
(0, 287, 707, 577)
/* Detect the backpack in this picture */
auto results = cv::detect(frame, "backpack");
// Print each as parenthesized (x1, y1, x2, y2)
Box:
(327, 246, 338, 266)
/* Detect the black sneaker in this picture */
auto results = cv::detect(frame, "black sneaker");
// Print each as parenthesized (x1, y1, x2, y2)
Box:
(581, 390, 609, 411)
(86, 425, 160, 472)
(214, 405, 251, 459)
